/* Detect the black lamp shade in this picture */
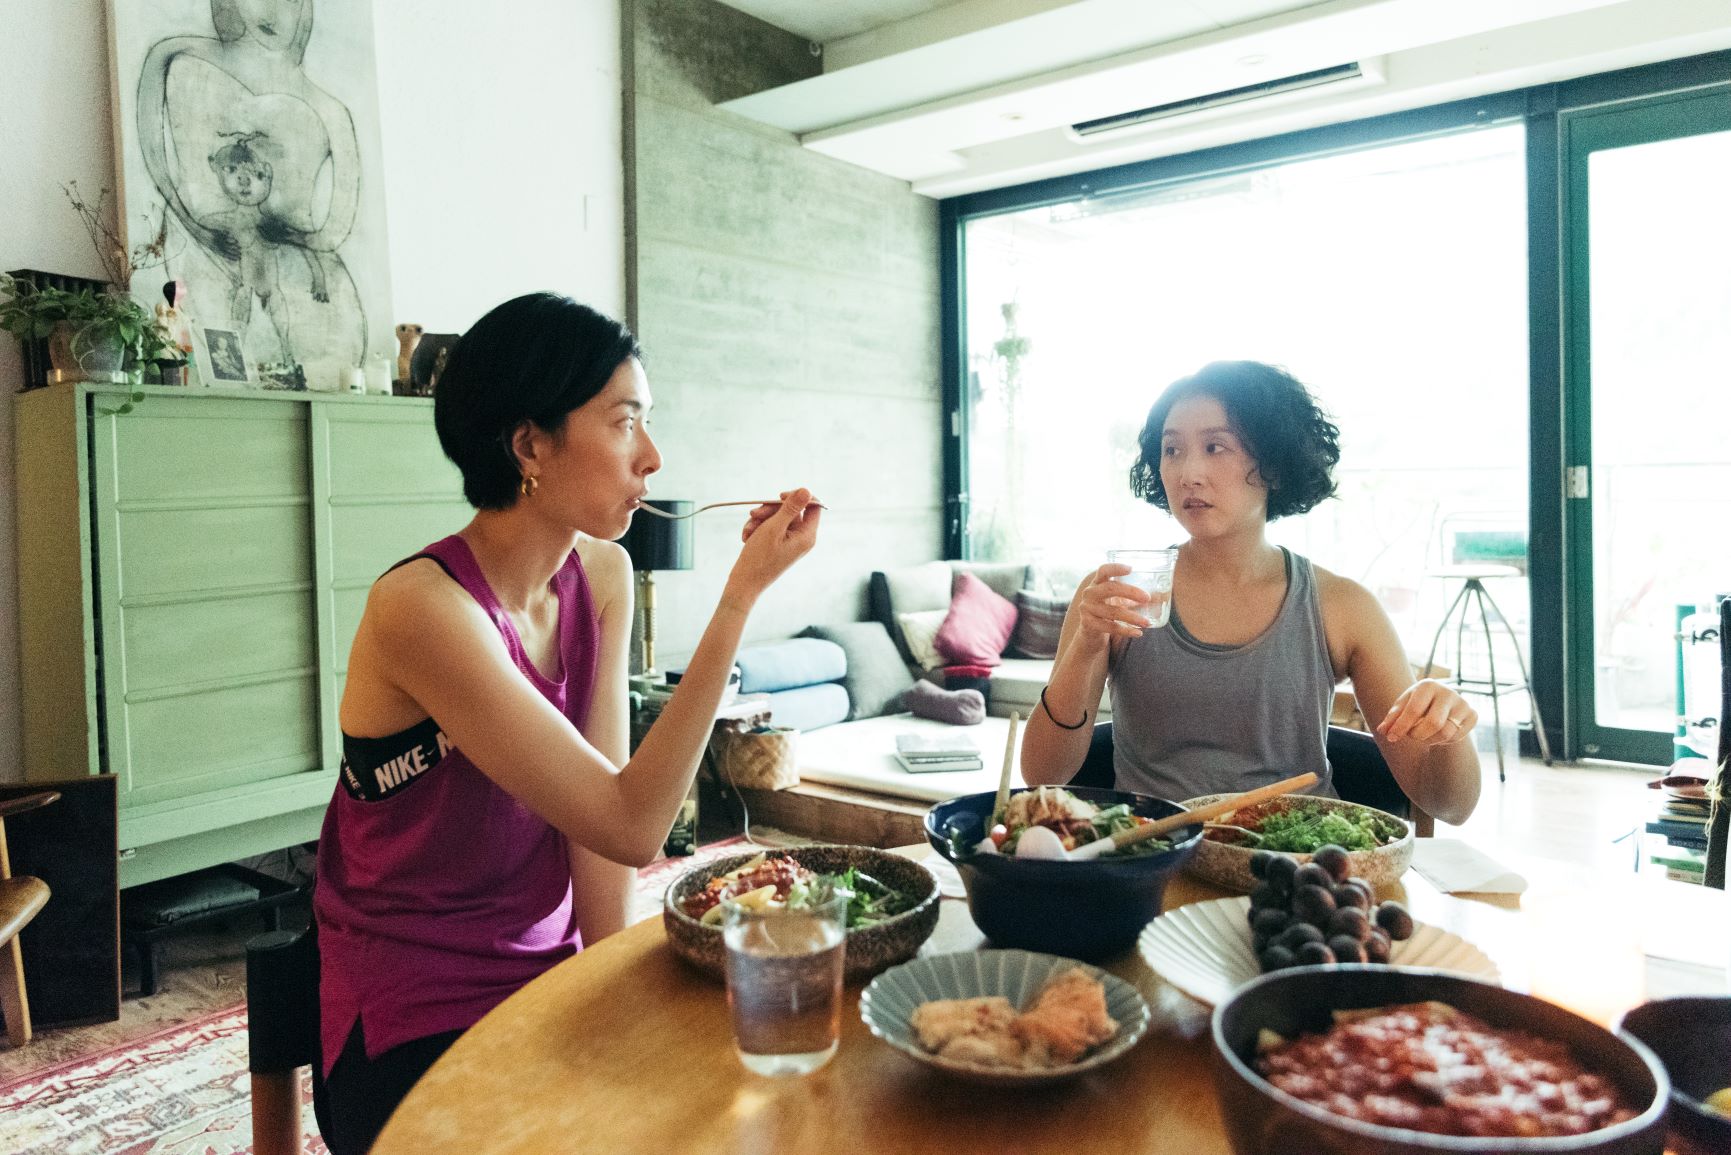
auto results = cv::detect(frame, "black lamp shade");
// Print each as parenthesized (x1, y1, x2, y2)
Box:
(620, 501, 695, 572)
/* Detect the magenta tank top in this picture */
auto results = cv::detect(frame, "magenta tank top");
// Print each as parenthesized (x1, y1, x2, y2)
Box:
(313, 534, 600, 1073)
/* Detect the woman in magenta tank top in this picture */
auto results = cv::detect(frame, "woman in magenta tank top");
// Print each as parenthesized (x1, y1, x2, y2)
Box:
(1021, 361, 1482, 829)
(311, 293, 821, 1155)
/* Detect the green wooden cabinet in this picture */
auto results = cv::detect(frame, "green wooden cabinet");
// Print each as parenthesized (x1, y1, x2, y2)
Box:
(15, 384, 469, 886)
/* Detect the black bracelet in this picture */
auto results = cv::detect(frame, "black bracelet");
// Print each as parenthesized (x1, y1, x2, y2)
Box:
(1039, 686, 1089, 731)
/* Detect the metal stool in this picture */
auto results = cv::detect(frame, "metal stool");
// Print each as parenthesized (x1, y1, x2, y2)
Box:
(1422, 565, 1553, 781)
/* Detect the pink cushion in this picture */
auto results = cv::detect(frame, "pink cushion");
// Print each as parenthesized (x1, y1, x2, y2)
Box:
(933, 572, 1018, 667)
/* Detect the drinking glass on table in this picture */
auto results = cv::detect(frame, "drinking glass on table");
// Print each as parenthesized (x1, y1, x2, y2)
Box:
(722, 890, 847, 1076)
(1107, 548, 1178, 628)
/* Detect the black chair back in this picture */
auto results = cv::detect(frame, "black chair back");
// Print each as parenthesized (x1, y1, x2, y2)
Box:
(1074, 722, 1428, 834)
(1327, 726, 1408, 820)
(1074, 721, 1117, 790)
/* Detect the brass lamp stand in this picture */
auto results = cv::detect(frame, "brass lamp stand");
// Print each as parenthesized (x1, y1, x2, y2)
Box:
(619, 500, 694, 689)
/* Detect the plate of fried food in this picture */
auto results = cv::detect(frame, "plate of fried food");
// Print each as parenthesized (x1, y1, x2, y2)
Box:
(859, 949, 1150, 1085)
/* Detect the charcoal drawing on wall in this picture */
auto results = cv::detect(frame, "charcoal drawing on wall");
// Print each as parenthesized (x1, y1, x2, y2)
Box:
(109, 0, 394, 389)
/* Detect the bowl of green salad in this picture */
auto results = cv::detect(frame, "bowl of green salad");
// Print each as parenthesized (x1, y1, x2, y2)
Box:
(1178, 794, 1413, 894)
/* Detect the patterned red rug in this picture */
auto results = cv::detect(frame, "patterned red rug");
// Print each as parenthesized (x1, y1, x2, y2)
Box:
(0, 837, 766, 1155)
(0, 1004, 314, 1155)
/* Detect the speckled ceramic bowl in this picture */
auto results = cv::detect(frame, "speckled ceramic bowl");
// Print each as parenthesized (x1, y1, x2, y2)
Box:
(662, 844, 940, 984)
(1180, 793, 1414, 894)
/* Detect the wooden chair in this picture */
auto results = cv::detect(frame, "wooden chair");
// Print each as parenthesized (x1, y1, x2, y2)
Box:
(1075, 723, 1432, 836)
(247, 923, 322, 1155)
(0, 790, 60, 1047)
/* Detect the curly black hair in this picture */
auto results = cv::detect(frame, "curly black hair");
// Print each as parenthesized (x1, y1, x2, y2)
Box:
(1127, 361, 1340, 521)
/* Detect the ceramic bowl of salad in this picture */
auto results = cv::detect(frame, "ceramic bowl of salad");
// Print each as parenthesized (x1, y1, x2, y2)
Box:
(1180, 793, 1413, 895)
(924, 786, 1204, 962)
(662, 844, 940, 983)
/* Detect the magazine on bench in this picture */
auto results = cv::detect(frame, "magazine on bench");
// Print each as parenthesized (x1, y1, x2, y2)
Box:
(895, 733, 982, 773)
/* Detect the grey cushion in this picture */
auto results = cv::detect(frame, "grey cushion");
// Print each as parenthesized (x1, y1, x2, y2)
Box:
(884, 561, 954, 615)
(1010, 589, 1069, 660)
(800, 622, 916, 721)
(952, 562, 1031, 606)
(906, 679, 985, 725)
(734, 638, 846, 694)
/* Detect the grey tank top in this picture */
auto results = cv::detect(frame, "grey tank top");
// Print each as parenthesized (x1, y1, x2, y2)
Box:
(1109, 549, 1337, 801)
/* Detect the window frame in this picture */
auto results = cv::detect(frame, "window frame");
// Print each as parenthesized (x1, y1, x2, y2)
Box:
(938, 49, 1731, 763)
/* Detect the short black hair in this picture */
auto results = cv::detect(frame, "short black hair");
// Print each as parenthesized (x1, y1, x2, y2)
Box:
(1128, 360, 1340, 521)
(434, 293, 642, 510)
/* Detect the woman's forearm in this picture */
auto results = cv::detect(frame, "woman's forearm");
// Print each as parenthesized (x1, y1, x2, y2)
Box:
(1020, 641, 1107, 785)
(612, 597, 754, 862)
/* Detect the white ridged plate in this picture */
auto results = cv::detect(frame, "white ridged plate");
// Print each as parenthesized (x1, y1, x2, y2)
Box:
(1138, 897, 1500, 1008)
(859, 950, 1150, 1086)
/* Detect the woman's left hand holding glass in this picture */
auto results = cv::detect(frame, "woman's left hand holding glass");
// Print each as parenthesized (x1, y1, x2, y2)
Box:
(1376, 679, 1478, 746)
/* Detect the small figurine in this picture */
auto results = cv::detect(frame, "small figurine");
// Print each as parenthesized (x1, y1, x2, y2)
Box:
(395, 323, 423, 385)
(156, 278, 194, 354)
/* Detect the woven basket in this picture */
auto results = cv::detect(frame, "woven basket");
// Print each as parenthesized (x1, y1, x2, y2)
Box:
(709, 725, 799, 791)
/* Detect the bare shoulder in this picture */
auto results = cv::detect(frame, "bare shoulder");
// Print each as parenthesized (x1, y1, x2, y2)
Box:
(365, 556, 487, 647)
(574, 536, 630, 607)
(1311, 562, 1383, 622)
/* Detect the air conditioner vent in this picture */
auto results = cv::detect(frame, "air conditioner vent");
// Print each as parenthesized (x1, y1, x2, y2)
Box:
(1072, 62, 1368, 138)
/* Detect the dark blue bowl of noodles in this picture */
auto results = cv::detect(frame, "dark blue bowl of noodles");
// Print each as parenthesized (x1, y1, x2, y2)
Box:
(924, 787, 1203, 961)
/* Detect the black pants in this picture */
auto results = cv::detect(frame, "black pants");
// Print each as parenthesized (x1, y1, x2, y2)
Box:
(312, 1019, 464, 1155)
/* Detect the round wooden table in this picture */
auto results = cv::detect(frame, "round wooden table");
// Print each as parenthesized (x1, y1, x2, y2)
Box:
(372, 852, 1726, 1154)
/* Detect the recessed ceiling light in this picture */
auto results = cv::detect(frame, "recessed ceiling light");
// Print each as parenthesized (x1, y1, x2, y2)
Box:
(1001, 111, 1024, 122)
(1236, 53, 1268, 68)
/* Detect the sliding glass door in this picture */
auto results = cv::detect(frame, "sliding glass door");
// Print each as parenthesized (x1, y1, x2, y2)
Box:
(1562, 89, 1731, 763)
(957, 123, 1531, 672)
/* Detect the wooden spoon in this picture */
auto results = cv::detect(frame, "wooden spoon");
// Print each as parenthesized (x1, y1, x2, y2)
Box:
(974, 711, 1021, 855)
(1020, 771, 1319, 861)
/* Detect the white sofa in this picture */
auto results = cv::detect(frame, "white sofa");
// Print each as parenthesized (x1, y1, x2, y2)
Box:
(782, 560, 1110, 804)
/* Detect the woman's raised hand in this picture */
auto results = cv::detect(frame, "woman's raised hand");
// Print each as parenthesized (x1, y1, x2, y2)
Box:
(1070, 563, 1153, 653)
(1377, 679, 1479, 747)
(726, 489, 821, 602)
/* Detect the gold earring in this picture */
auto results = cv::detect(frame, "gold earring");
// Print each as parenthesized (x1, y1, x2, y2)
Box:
(519, 474, 539, 498)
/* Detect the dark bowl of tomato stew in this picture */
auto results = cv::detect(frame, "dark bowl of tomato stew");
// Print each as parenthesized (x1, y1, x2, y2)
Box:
(1213, 967, 1670, 1154)
(1619, 995, 1731, 1155)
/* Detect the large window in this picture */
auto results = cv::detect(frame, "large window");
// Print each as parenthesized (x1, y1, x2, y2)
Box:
(960, 126, 1530, 666)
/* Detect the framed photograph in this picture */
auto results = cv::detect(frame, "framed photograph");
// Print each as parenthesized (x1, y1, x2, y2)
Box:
(192, 325, 255, 387)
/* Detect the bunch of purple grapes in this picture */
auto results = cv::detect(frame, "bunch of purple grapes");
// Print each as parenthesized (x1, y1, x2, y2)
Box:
(1247, 843, 1414, 971)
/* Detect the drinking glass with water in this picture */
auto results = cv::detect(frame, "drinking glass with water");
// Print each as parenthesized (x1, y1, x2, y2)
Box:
(722, 889, 847, 1076)
(1107, 548, 1178, 628)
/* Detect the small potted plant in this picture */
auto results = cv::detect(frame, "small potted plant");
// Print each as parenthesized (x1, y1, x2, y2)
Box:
(0, 274, 164, 383)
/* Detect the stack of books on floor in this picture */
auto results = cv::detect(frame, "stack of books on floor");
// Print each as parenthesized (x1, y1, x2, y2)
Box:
(895, 733, 983, 774)
(1646, 795, 1712, 881)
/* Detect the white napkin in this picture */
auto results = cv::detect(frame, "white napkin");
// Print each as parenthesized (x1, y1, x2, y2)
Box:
(918, 851, 968, 899)
(1412, 838, 1528, 894)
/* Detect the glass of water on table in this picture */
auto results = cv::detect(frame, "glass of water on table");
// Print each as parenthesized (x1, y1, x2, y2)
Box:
(722, 888, 847, 1076)
(1108, 548, 1178, 628)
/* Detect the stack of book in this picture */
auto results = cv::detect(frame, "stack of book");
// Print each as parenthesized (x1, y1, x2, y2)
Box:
(1646, 794, 1711, 881)
(894, 733, 983, 774)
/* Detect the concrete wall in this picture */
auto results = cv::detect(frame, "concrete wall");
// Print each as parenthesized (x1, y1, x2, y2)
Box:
(0, 0, 626, 784)
(626, 0, 943, 665)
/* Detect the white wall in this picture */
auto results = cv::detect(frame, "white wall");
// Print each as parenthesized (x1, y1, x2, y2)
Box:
(0, 0, 625, 784)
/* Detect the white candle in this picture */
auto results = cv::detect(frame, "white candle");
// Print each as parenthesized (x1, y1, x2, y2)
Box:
(343, 366, 366, 394)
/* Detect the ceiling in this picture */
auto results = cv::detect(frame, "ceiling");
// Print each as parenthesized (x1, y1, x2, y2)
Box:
(710, 0, 1731, 198)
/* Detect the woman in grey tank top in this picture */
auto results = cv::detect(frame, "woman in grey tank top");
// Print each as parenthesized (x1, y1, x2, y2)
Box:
(1022, 362, 1484, 828)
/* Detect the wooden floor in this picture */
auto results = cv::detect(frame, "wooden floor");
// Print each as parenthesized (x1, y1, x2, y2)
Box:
(0, 751, 1669, 1082)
